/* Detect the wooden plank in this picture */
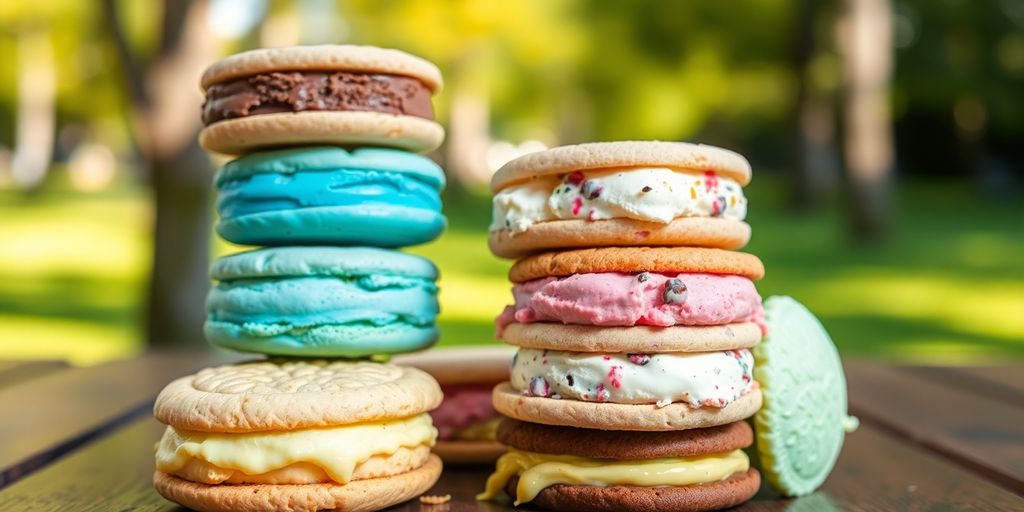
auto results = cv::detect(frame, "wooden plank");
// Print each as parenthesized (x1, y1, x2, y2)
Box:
(1, 417, 1020, 511)
(737, 424, 1024, 511)
(0, 418, 175, 512)
(0, 361, 67, 389)
(908, 366, 1024, 408)
(0, 351, 242, 487)
(846, 361, 1024, 493)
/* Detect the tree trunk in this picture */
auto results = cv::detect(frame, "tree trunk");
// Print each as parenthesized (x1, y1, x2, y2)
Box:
(12, 27, 55, 190)
(839, 0, 894, 239)
(791, 0, 839, 210)
(102, 0, 215, 348)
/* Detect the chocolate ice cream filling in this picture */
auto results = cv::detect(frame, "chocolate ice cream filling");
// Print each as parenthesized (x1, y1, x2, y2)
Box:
(202, 71, 434, 125)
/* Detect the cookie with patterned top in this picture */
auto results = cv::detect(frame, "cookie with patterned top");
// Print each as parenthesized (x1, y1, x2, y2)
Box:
(488, 141, 753, 258)
(152, 360, 443, 511)
(199, 45, 444, 155)
(753, 296, 858, 497)
(154, 359, 442, 432)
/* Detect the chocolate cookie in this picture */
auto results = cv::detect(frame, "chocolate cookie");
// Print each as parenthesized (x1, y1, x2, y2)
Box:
(497, 419, 753, 460)
(506, 468, 761, 512)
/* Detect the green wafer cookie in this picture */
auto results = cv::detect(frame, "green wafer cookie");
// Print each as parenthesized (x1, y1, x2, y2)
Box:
(753, 296, 859, 497)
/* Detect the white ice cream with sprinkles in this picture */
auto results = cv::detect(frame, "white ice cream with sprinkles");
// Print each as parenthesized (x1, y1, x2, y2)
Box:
(510, 348, 755, 408)
(490, 167, 747, 234)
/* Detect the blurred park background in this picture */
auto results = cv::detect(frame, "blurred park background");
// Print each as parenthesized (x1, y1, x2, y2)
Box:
(0, 0, 1021, 365)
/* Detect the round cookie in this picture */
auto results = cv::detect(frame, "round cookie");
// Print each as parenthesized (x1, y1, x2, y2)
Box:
(214, 147, 446, 247)
(497, 418, 753, 459)
(506, 469, 760, 512)
(490, 217, 752, 259)
(199, 45, 444, 155)
(753, 296, 859, 497)
(200, 45, 443, 91)
(154, 454, 442, 512)
(492, 382, 762, 431)
(392, 345, 515, 385)
(509, 247, 765, 283)
(205, 247, 440, 358)
(393, 346, 515, 465)
(154, 359, 443, 432)
(490, 141, 752, 192)
(501, 322, 762, 353)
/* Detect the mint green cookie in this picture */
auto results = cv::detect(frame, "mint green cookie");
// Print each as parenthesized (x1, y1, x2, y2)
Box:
(753, 296, 859, 497)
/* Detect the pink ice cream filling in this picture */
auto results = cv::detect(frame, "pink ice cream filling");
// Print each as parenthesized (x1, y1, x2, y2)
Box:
(430, 385, 499, 440)
(496, 272, 766, 334)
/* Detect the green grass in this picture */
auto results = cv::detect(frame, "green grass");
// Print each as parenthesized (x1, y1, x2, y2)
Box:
(1, 176, 1021, 365)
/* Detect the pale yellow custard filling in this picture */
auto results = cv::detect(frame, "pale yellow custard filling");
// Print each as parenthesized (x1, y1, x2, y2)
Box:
(450, 417, 502, 441)
(155, 413, 436, 485)
(478, 448, 749, 505)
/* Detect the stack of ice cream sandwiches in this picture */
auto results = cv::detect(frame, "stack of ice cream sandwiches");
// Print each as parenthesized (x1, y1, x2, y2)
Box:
(151, 45, 452, 512)
(480, 141, 769, 511)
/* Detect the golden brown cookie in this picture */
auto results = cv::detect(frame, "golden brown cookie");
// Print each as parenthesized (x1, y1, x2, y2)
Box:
(153, 360, 442, 433)
(489, 217, 751, 259)
(492, 382, 762, 431)
(509, 247, 765, 283)
(506, 468, 761, 512)
(153, 454, 442, 512)
(199, 112, 444, 155)
(199, 45, 444, 154)
(491, 141, 752, 192)
(500, 322, 762, 353)
(200, 45, 443, 91)
(497, 419, 753, 459)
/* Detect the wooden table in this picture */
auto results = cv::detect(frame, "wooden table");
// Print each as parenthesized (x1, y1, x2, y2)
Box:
(0, 354, 1020, 511)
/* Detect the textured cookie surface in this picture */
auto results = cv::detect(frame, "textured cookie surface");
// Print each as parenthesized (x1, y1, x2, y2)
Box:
(491, 141, 752, 192)
(507, 468, 760, 512)
(154, 454, 441, 512)
(509, 247, 765, 283)
(154, 360, 442, 432)
(199, 111, 444, 155)
(754, 296, 858, 497)
(391, 345, 515, 385)
(492, 382, 761, 431)
(497, 419, 752, 459)
(201, 44, 442, 91)
(489, 218, 751, 259)
(500, 322, 762, 353)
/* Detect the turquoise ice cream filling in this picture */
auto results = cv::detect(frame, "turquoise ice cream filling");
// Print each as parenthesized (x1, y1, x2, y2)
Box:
(207, 275, 438, 330)
(214, 146, 447, 247)
(216, 168, 442, 219)
(205, 246, 441, 357)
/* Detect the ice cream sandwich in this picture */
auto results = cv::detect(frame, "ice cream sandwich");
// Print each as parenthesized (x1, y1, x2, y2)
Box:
(153, 360, 443, 512)
(489, 141, 753, 258)
(394, 346, 516, 465)
(479, 419, 759, 511)
(199, 45, 444, 155)
(205, 247, 440, 357)
(214, 146, 446, 247)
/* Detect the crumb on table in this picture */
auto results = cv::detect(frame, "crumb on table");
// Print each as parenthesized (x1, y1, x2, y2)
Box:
(419, 494, 451, 505)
